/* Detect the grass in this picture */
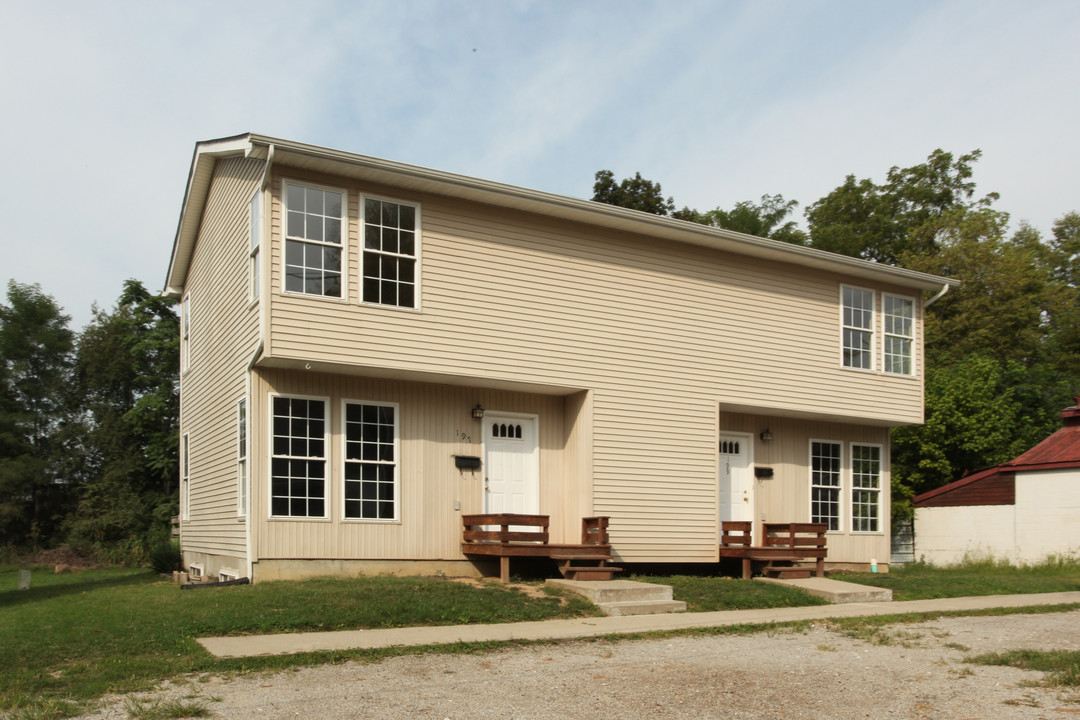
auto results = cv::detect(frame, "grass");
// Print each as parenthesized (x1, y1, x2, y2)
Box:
(628, 573, 830, 612)
(0, 568, 599, 718)
(832, 556, 1080, 601)
(4, 558, 1079, 719)
(967, 649, 1080, 688)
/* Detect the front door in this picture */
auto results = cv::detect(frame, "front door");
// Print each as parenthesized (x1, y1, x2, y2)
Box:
(718, 434, 753, 524)
(483, 414, 539, 515)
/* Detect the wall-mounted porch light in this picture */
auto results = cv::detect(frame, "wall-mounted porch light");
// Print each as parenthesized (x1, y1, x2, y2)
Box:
(472, 404, 485, 419)
(759, 428, 773, 442)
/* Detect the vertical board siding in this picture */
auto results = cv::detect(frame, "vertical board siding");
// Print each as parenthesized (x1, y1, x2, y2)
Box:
(250, 368, 587, 560)
(180, 156, 262, 565)
(258, 166, 924, 564)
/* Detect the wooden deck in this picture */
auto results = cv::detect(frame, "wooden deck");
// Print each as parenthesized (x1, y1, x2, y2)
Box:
(717, 521, 828, 579)
(461, 514, 621, 582)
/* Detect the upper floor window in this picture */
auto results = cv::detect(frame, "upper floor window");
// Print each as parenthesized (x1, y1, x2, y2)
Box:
(284, 183, 343, 298)
(249, 190, 262, 302)
(883, 294, 914, 375)
(841, 286, 874, 370)
(180, 295, 190, 374)
(363, 198, 417, 308)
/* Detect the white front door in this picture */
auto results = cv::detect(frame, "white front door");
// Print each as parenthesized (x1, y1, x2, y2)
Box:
(718, 434, 753, 523)
(483, 414, 539, 514)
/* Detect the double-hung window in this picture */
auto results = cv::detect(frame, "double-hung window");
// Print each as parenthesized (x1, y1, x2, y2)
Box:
(249, 190, 261, 302)
(270, 396, 327, 518)
(851, 444, 881, 532)
(343, 402, 399, 520)
(237, 398, 248, 518)
(284, 183, 344, 298)
(810, 440, 842, 531)
(180, 295, 190, 374)
(363, 198, 417, 308)
(841, 286, 874, 370)
(181, 433, 190, 521)
(883, 294, 914, 375)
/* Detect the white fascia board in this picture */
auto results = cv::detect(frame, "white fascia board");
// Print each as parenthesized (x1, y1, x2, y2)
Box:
(168, 133, 956, 296)
(163, 135, 254, 294)
(245, 134, 956, 293)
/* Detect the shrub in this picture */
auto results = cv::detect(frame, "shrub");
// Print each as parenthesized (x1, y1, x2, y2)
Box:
(148, 542, 181, 575)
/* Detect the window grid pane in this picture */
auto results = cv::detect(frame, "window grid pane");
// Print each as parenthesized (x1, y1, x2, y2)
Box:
(363, 199, 417, 308)
(270, 397, 327, 517)
(851, 444, 881, 532)
(811, 441, 842, 530)
(842, 287, 874, 369)
(344, 403, 397, 520)
(883, 295, 914, 375)
(284, 184, 343, 298)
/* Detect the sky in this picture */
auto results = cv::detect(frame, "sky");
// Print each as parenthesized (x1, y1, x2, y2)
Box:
(2, 0, 1078, 328)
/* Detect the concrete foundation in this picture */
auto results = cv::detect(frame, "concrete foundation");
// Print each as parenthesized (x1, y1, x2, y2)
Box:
(251, 558, 483, 582)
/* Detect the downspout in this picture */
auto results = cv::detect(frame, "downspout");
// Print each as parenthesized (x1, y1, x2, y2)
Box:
(245, 143, 273, 582)
(923, 283, 950, 308)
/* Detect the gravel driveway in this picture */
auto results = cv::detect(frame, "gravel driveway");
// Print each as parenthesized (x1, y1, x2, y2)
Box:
(82, 610, 1080, 719)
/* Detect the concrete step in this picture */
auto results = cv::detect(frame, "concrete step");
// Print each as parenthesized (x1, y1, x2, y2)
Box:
(596, 599, 687, 616)
(756, 576, 893, 604)
(545, 578, 676, 605)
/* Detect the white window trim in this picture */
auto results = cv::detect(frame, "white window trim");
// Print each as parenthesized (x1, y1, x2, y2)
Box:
(180, 294, 190, 375)
(237, 398, 248, 519)
(359, 193, 422, 312)
(341, 399, 401, 523)
(181, 432, 190, 522)
(882, 292, 917, 377)
(249, 189, 262, 306)
(809, 438, 843, 533)
(218, 569, 239, 581)
(267, 392, 331, 520)
(187, 563, 203, 579)
(850, 442, 884, 534)
(840, 284, 876, 372)
(280, 179, 349, 303)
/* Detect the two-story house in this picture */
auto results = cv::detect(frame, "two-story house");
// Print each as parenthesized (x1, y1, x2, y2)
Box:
(164, 133, 956, 582)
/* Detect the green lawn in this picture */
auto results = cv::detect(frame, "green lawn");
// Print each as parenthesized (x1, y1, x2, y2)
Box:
(834, 558, 1080, 601)
(5, 559, 1080, 719)
(630, 574, 830, 612)
(0, 568, 599, 718)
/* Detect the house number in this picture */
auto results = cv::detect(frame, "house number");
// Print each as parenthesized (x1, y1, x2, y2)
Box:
(457, 431, 472, 443)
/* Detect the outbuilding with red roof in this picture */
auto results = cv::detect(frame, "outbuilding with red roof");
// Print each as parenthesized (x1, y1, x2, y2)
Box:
(913, 398, 1080, 565)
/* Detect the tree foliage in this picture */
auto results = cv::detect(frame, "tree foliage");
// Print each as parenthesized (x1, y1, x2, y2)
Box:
(592, 170, 675, 215)
(806, 149, 997, 263)
(0, 281, 75, 548)
(66, 281, 179, 560)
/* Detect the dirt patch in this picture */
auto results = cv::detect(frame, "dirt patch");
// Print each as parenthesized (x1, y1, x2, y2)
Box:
(77, 610, 1080, 719)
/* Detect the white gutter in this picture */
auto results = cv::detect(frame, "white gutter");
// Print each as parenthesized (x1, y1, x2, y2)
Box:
(923, 283, 951, 308)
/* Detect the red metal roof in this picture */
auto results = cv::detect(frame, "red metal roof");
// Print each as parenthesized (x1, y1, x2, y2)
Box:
(914, 398, 1080, 507)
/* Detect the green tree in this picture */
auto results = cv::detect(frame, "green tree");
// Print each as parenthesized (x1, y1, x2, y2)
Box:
(694, 194, 808, 245)
(592, 170, 675, 215)
(807, 149, 997, 263)
(0, 281, 75, 548)
(66, 280, 179, 561)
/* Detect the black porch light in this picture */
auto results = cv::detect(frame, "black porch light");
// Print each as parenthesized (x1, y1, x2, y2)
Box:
(472, 404, 485, 419)
(759, 428, 773, 442)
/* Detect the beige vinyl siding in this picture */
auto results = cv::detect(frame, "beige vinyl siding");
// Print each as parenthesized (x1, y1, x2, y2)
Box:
(719, 411, 891, 565)
(249, 368, 588, 562)
(180, 156, 263, 568)
(262, 167, 922, 563)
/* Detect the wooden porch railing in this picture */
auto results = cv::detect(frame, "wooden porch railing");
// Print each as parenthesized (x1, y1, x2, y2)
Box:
(718, 521, 828, 579)
(461, 514, 620, 581)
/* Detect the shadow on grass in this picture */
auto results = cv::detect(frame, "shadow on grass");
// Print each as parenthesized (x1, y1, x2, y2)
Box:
(0, 569, 156, 608)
